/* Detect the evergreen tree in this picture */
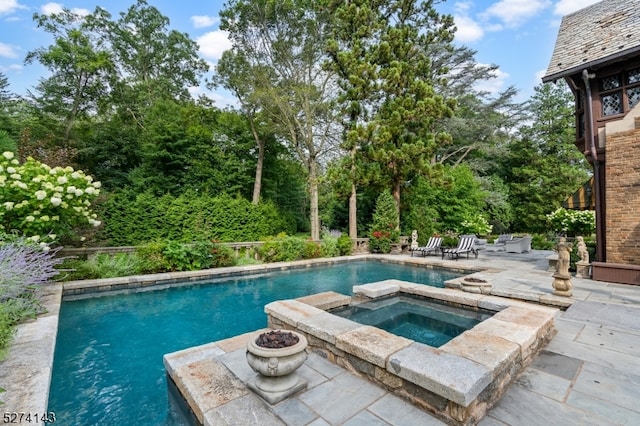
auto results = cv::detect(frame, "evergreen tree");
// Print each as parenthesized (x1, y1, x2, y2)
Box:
(503, 82, 590, 232)
(369, 190, 399, 253)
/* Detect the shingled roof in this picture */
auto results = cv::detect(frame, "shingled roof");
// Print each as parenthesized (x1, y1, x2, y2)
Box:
(542, 0, 640, 82)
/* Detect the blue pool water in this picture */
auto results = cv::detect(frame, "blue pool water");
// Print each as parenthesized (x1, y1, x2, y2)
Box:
(49, 261, 462, 425)
(332, 295, 493, 347)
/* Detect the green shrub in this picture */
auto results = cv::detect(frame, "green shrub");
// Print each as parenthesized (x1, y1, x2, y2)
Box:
(259, 234, 306, 262)
(546, 208, 595, 237)
(319, 235, 339, 258)
(531, 234, 554, 250)
(337, 234, 353, 256)
(0, 152, 102, 246)
(441, 234, 458, 249)
(210, 243, 236, 268)
(161, 240, 214, 272)
(97, 191, 295, 246)
(63, 253, 145, 280)
(0, 304, 16, 360)
(136, 241, 168, 274)
(235, 256, 262, 266)
(459, 214, 493, 236)
(302, 240, 322, 259)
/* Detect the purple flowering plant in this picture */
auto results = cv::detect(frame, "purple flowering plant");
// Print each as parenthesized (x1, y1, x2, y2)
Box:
(1, 235, 62, 358)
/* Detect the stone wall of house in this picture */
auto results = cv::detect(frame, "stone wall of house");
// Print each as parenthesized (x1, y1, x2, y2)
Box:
(604, 114, 640, 263)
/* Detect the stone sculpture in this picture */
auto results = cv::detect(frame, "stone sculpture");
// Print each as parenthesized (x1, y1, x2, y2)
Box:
(410, 229, 419, 250)
(575, 236, 591, 279)
(576, 236, 589, 263)
(552, 237, 573, 296)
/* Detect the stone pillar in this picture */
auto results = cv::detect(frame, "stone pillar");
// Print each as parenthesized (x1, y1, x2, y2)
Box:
(575, 261, 591, 279)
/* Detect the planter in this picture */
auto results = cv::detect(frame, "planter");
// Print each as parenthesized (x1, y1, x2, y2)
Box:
(461, 277, 492, 294)
(246, 330, 308, 404)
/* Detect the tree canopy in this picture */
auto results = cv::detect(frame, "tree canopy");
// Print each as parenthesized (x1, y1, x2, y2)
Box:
(0, 0, 590, 245)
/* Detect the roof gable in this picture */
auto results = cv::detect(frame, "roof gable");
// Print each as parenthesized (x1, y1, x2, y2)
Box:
(543, 0, 640, 82)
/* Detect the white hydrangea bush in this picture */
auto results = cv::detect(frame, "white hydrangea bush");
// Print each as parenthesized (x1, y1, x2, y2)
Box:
(0, 152, 101, 247)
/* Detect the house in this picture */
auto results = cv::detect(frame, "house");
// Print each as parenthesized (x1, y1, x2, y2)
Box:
(542, 0, 640, 285)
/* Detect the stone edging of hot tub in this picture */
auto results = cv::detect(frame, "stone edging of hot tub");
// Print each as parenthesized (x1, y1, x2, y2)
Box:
(266, 281, 558, 426)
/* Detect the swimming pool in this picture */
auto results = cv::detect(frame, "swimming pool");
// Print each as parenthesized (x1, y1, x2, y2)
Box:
(48, 260, 462, 425)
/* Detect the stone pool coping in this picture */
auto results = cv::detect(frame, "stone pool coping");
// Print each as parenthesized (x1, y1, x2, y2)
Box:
(61, 255, 481, 297)
(0, 283, 62, 421)
(165, 283, 558, 425)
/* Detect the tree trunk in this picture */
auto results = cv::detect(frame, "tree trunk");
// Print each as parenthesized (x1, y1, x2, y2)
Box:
(252, 141, 264, 204)
(349, 182, 357, 239)
(392, 179, 401, 231)
(349, 147, 357, 239)
(249, 116, 264, 204)
(309, 160, 320, 241)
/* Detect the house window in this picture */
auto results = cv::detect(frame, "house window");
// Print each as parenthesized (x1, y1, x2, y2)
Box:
(601, 74, 620, 90)
(602, 92, 622, 116)
(629, 87, 640, 110)
(600, 74, 622, 116)
(628, 68, 640, 109)
(600, 68, 640, 116)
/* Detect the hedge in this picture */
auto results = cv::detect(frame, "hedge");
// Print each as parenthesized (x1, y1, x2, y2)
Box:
(95, 191, 295, 245)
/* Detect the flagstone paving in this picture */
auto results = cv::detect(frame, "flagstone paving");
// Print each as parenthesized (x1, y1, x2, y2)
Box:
(166, 250, 640, 425)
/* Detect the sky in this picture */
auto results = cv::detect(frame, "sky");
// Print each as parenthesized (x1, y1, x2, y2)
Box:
(0, 0, 601, 108)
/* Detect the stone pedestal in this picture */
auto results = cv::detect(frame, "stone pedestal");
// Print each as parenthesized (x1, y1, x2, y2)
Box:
(575, 261, 591, 279)
(552, 273, 573, 297)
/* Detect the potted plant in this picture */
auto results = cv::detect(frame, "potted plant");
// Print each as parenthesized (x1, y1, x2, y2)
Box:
(246, 329, 308, 404)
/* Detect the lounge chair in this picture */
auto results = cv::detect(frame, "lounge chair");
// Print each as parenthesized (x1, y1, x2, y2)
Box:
(486, 234, 512, 252)
(442, 235, 478, 260)
(505, 235, 532, 253)
(410, 236, 442, 257)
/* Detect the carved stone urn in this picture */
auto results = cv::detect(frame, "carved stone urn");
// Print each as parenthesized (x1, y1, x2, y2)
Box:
(246, 330, 308, 404)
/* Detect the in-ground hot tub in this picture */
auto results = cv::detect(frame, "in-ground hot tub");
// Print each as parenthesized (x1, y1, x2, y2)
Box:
(331, 294, 494, 347)
(265, 279, 557, 425)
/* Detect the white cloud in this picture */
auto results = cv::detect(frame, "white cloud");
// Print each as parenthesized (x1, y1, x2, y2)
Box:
(0, 63, 22, 73)
(0, 41, 19, 58)
(454, 14, 484, 43)
(191, 15, 219, 29)
(482, 0, 551, 28)
(41, 2, 63, 15)
(70, 7, 90, 17)
(197, 30, 232, 61)
(40, 3, 89, 17)
(0, 0, 26, 15)
(553, 0, 600, 16)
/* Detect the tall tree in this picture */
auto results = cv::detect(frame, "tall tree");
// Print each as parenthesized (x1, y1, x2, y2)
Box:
(325, 0, 383, 238)
(107, 0, 209, 110)
(219, 0, 338, 240)
(25, 8, 114, 144)
(215, 50, 274, 204)
(503, 82, 590, 232)
(365, 0, 456, 226)
(0, 72, 19, 141)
